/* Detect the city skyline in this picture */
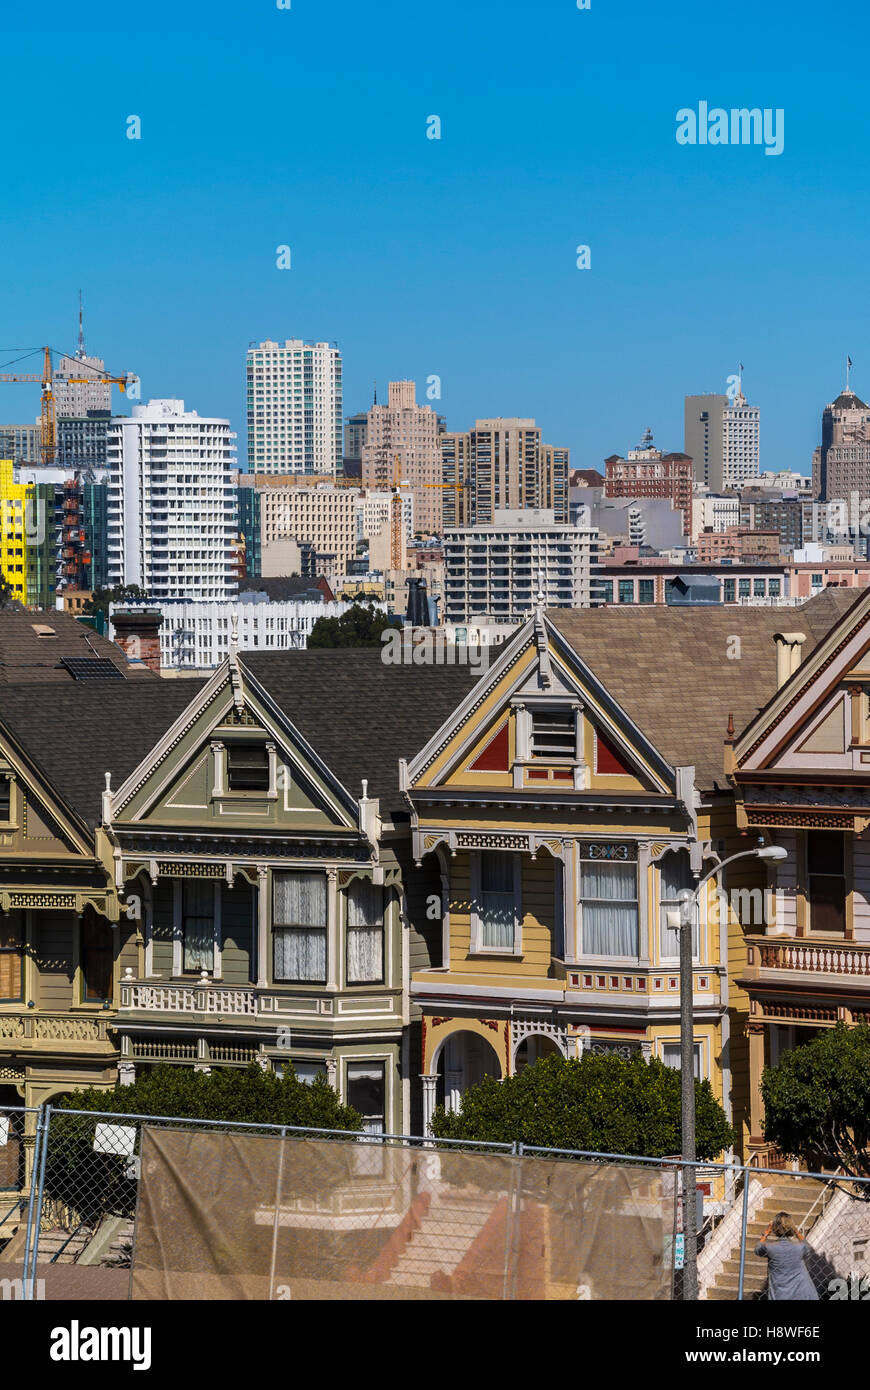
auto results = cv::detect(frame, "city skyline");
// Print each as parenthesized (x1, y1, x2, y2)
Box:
(2, 0, 869, 476)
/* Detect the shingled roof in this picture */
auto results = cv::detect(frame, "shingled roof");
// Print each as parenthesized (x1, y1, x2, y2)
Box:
(243, 649, 483, 811)
(0, 681, 206, 828)
(0, 606, 152, 683)
(548, 588, 861, 791)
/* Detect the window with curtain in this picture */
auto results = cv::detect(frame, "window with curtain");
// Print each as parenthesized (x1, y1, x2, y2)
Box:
(182, 881, 214, 972)
(346, 879, 384, 983)
(0, 912, 23, 1001)
(479, 852, 517, 951)
(346, 1062, 385, 1135)
(659, 849, 698, 959)
(274, 871, 327, 983)
(579, 859, 638, 957)
(81, 907, 113, 1001)
(662, 1042, 701, 1080)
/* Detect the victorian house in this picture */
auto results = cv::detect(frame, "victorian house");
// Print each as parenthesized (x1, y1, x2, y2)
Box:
(730, 587, 870, 1162)
(402, 593, 859, 1155)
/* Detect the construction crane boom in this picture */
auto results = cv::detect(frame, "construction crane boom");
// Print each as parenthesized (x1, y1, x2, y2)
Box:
(0, 345, 137, 464)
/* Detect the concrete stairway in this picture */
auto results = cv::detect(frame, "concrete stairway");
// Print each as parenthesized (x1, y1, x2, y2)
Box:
(706, 1178, 822, 1301)
(386, 1190, 498, 1290)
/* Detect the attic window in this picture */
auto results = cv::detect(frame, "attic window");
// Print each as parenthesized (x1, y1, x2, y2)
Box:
(0, 776, 10, 821)
(226, 742, 270, 791)
(31, 623, 56, 638)
(530, 709, 577, 759)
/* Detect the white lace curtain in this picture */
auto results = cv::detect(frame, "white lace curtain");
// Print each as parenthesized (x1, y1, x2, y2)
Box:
(658, 850, 698, 958)
(579, 861, 638, 957)
(274, 872, 327, 982)
(480, 852, 515, 949)
(347, 879, 384, 983)
(182, 881, 214, 972)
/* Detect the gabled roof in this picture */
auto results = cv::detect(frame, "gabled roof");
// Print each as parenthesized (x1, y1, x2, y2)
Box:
(548, 591, 859, 791)
(0, 681, 206, 828)
(0, 607, 151, 683)
(242, 650, 483, 811)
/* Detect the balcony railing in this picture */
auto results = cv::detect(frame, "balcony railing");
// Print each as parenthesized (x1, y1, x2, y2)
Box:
(747, 936, 870, 979)
(120, 972, 257, 1015)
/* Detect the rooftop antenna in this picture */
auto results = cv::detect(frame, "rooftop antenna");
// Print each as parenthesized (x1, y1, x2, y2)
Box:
(847, 354, 853, 392)
(76, 289, 85, 359)
(373, 380, 377, 406)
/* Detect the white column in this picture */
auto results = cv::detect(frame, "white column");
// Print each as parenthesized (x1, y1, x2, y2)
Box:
(421, 1074, 438, 1137)
(326, 868, 339, 991)
(257, 865, 269, 989)
(118, 1061, 136, 1087)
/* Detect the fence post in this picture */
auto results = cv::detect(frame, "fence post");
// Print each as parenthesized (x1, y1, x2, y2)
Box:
(737, 1164, 751, 1302)
(268, 1127, 288, 1303)
(20, 1104, 44, 1301)
(22, 1103, 52, 1302)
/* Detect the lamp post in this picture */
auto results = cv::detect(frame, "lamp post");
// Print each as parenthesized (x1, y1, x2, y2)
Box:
(671, 840, 787, 1300)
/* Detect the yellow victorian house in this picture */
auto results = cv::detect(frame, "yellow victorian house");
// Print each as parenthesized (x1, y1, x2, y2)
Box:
(403, 597, 857, 1155)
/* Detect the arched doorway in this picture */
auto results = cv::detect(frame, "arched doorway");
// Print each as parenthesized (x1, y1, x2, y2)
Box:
(436, 1030, 502, 1113)
(514, 1032, 562, 1073)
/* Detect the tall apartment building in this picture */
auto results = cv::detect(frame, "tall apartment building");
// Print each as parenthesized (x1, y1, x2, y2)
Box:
(246, 339, 342, 475)
(440, 418, 570, 528)
(360, 381, 443, 533)
(344, 411, 369, 463)
(685, 387, 760, 490)
(106, 400, 238, 601)
(443, 508, 599, 624)
(604, 430, 693, 536)
(811, 387, 870, 502)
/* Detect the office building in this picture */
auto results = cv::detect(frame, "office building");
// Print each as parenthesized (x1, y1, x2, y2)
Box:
(604, 430, 693, 536)
(685, 385, 760, 491)
(360, 381, 443, 534)
(443, 508, 599, 624)
(440, 419, 570, 529)
(811, 386, 870, 502)
(106, 399, 238, 601)
(246, 339, 343, 475)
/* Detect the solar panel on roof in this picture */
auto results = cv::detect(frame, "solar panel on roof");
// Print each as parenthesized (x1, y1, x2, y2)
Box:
(59, 656, 123, 681)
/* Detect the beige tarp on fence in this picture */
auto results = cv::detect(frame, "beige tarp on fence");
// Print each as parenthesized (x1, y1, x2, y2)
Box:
(131, 1127, 672, 1300)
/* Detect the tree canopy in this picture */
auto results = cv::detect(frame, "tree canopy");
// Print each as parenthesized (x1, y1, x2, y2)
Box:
(308, 602, 400, 649)
(761, 1022, 870, 1179)
(429, 1051, 734, 1160)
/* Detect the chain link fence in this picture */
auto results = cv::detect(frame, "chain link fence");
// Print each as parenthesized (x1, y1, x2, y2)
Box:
(4, 1100, 869, 1300)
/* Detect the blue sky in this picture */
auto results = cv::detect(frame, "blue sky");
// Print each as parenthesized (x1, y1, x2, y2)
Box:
(1, 0, 867, 473)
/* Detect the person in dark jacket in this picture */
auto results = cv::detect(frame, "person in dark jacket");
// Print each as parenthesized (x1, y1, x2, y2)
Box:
(755, 1211, 819, 1300)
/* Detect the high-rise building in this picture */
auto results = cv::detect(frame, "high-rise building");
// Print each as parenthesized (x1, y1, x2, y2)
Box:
(237, 476, 262, 579)
(440, 418, 569, 529)
(344, 411, 369, 463)
(53, 302, 111, 417)
(604, 430, 694, 537)
(685, 385, 760, 491)
(443, 508, 599, 624)
(811, 386, 870, 502)
(246, 339, 342, 475)
(56, 409, 111, 474)
(360, 381, 443, 533)
(0, 425, 42, 466)
(106, 400, 238, 601)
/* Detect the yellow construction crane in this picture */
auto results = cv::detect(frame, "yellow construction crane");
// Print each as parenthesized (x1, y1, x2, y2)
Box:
(0, 346, 137, 464)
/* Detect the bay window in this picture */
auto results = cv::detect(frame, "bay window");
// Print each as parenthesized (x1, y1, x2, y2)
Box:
(274, 871, 327, 982)
(658, 849, 698, 960)
(579, 852, 638, 957)
(472, 851, 521, 953)
(807, 831, 846, 935)
(182, 881, 214, 973)
(346, 878, 384, 983)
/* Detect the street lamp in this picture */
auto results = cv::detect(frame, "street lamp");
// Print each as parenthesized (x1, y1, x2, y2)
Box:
(668, 840, 787, 1300)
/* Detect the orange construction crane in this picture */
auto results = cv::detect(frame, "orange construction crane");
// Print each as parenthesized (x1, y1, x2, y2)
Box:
(0, 346, 137, 464)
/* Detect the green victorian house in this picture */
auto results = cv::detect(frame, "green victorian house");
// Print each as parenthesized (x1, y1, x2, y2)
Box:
(0, 642, 477, 1140)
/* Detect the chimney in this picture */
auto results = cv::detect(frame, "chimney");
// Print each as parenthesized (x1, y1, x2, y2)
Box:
(112, 608, 163, 675)
(773, 631, 807, 689)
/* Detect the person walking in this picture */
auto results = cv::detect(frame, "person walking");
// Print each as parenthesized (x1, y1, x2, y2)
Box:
(755, 1211, 819, 1300)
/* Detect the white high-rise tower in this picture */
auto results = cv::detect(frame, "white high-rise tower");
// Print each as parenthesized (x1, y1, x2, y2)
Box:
(246, 339, 343, 475)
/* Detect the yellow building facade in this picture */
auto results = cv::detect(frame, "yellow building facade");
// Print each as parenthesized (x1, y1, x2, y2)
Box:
(404, 609, 776, 1157)
(0, 459, 29, 601)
